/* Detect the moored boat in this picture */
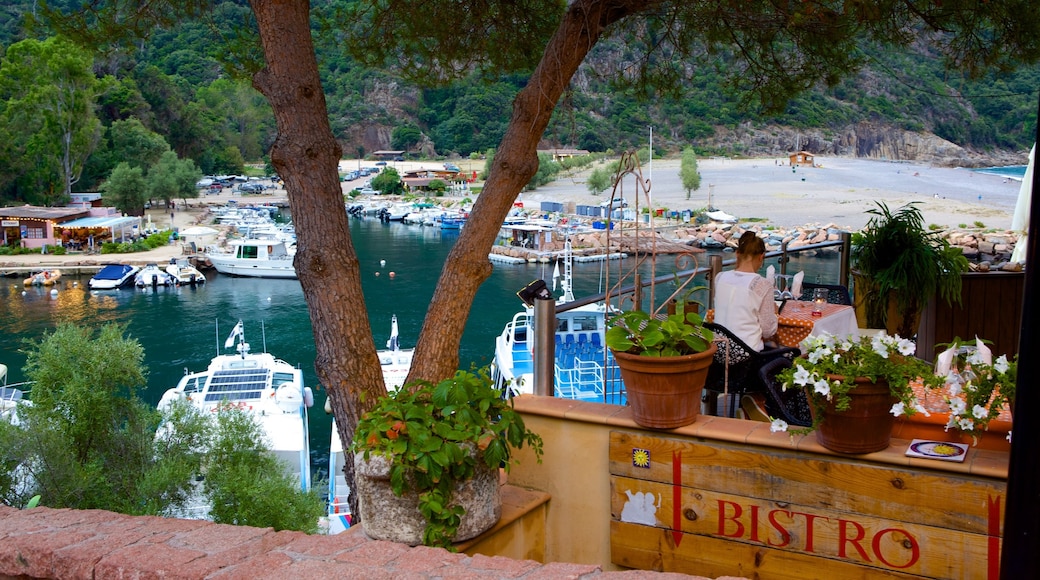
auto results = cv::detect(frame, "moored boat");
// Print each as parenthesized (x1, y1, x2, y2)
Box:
(135, 263, 177, 288)
(325, 314, 413, 534)
(165, 258, 207, 286)
(23, 269, 62, 286)
(88, 264, 139, 290)
(156, 320, 314, 518)
(491, 239, 624, 403)
(206, 238, 297, 279)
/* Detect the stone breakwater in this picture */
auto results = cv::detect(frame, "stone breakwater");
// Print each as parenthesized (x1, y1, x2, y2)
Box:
(490, 220, 1025, 273)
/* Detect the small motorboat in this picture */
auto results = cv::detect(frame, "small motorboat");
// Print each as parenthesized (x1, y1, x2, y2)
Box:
(165, 258, 207, 286)
(23, 269, 62, 286)
(88, 264, 140, 290)
(135, 264, 176, 288)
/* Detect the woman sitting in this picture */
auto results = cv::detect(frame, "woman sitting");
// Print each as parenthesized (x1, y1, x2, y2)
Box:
(713, 231, 779, 351)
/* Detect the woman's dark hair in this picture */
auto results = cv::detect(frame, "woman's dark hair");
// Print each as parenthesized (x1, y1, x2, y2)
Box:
(736, 231, 765, 256)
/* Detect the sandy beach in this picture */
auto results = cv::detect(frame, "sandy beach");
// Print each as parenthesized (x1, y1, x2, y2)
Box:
(0, 155, 1023, 270)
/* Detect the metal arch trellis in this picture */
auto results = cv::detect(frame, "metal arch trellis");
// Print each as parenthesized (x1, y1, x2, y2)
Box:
(603, 150, 705, 319)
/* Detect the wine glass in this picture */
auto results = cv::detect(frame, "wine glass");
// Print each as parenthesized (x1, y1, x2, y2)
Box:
(780, 275, 795, 300)
(773, 276, 784, 300)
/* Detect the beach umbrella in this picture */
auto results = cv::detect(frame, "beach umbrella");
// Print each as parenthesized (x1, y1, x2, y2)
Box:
(1011, 144, 1035, 263)
(180, 226, 220, 236)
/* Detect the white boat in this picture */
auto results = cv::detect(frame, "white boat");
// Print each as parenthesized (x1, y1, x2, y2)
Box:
(88, 264, 140, 289)
(165, 258, 207, 286)
(206, 238, 297, 279)
(491, 239, 623, 403)
(1, 363, 30, 424)
(325, 315, 413, 534)
(157, 321, 314, 518)
(135, 263, 177, 288)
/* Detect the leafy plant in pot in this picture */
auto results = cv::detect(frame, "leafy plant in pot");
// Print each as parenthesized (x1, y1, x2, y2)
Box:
(606, 307, 716, 429)
(772, 332, 940, 454)
(352, 370, 542, 549)
(851, 202, 969, 337)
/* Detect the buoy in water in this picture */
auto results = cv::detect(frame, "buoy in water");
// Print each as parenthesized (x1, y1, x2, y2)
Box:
(380, 259, 386, 267)
(375, 272, 380, 276)
(389, 271, 396, 279)
(21, 290, 27, 296)
(50, 289, 58, 296)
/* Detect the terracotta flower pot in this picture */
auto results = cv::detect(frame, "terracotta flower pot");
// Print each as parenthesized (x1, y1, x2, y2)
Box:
(613, 343, 717, 429)
(813, 376, 896, 454)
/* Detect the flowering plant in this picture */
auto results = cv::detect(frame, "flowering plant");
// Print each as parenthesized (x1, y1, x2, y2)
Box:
(771, 332, 938, 433)
(932, 337, 1017, 438)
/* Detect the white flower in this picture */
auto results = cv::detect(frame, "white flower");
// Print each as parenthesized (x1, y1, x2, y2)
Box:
(913, 403, 931, 417)
(972, 405, 989, 419)
(965, 381, 977, 393)
(871, 336, 890, 358)
(896, 338, 916, 356)
(890, 402, 906, 417)
(994, 355, 1010, 374)
(807, 347, 832, 364)
(770, 418, 789, 433)
(792, 365, 811, 386)
(967, 349, 986, 366)
(949, 398, 967, 415)
(1007, 431, 1013, 443)
(813, 379, 831, 397)
(945, 415, 958, 430)
(947, 382, 963, 397)
(958, 417, 975, 431)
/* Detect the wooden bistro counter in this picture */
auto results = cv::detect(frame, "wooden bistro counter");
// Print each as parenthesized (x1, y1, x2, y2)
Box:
(510, 396, 1008, 580)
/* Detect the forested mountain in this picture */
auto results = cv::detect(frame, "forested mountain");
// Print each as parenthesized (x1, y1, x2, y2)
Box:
(0, 0, 1036, 206)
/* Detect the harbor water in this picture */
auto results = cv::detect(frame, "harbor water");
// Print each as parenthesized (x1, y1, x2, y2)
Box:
(0, 217, 844, 479)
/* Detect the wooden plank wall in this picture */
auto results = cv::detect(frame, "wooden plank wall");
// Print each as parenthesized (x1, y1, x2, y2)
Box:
(917, 271, 1023, 361)
(608, 431, 1006, 579)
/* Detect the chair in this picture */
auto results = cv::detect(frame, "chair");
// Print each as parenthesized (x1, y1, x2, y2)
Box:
(702, 322, 801, 408)
(758, 357, 813, 427)
(798, 282, 851, 305)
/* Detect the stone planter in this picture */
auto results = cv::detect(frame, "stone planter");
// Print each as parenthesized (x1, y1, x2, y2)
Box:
(612, 343, 716, 429)
(354, 451, 501, 546)
(813, 376, 896, 454)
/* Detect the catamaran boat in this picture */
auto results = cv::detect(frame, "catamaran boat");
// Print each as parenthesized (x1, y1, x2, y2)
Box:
(491, 239, 624, 404)
(325, 314, 412, 534)
(88, 264, 140, 290)
(156, 320, 315, 518)
(206, 238, 297, 279)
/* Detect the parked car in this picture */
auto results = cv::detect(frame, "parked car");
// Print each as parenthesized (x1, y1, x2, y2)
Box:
(393, 156, 405, 162)
(207, 184, 224, 194)
(236, 183, 264, 193)
(375, 161, 387, 166)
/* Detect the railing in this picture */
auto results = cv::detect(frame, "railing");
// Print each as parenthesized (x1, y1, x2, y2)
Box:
(532, 233, 853, 401)
(556, 232, 852, 315)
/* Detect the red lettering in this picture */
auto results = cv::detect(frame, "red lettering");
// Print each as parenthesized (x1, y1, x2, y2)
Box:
(838, 519, 871, 561)
(872, 528, 920, 569)
(795, 512, 828, 553)
(767, 510, 792, 548)
(749, 505, 761, 543)
(717, 500, 744, 538)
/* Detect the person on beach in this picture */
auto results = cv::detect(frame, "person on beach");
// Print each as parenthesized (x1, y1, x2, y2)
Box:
(713, 231, 779, 351)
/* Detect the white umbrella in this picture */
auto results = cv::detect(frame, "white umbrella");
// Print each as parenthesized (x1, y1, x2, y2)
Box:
(1011, 144, 1035, 263)
(180, 226, 219, 236)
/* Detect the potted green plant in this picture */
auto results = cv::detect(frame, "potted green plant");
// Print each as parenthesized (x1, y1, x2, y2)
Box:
(606, 307, 716, 429)
(772, 331, 939, 454)
(851, 202, 969, 337)
(352, 370, 542, 549)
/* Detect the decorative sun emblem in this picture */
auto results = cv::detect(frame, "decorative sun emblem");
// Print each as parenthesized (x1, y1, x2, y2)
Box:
(632, 448, 651, 468)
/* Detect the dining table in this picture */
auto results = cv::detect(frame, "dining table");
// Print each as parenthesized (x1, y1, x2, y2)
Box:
(776, 301, 859, 348)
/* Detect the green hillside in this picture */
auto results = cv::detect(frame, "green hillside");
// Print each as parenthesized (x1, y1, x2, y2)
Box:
(0, 1, 1036, 206)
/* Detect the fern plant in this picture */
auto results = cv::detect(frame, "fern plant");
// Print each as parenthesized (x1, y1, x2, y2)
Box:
(851, 202, 969, 336)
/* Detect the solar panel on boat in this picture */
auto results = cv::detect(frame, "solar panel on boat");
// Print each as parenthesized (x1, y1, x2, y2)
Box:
(204, 368, 269, 402)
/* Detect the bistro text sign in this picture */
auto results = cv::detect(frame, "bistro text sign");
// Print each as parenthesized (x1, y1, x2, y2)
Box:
(609, 431, 1005, 579)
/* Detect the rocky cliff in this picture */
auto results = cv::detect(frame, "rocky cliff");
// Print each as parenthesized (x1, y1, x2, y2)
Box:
(701, 122, 1028, 168)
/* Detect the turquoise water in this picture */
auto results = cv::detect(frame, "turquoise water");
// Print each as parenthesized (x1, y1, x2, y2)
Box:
(0, 217, 843, 478)
(974, 165, 1028, 180)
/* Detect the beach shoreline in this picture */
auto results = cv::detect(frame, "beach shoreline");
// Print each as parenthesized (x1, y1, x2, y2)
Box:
(1, 155, 1024, 271)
